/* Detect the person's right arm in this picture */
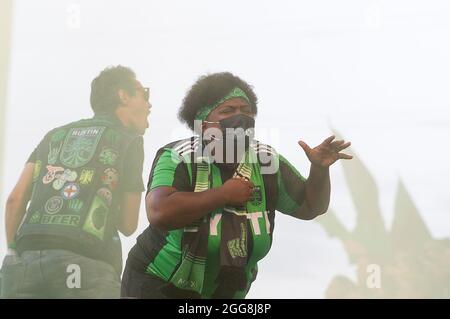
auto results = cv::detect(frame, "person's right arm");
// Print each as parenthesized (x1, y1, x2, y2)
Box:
(118, 136, 146, 236)
(147, 178, 253, 231)
(4, 138, 44, 250)
(5, 163, 35, 248)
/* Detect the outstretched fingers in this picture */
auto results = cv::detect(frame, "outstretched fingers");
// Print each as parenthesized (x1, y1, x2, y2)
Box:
(338, 152, 353, 160)
(323, 135, 336, 145)
(298, 140, 312, 153)
(334, 141, 351, 152)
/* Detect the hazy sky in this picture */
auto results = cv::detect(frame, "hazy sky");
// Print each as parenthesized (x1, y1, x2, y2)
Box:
(1, 0, 449, 298)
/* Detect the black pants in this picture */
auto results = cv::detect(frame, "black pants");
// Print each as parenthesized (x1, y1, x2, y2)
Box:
(120, 259, 168, 299)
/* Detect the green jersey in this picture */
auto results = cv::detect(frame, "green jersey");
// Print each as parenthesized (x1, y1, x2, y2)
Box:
(130, 137, 307, 298)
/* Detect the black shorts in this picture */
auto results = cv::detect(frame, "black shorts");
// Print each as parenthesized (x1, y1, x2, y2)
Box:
(120, 257, 168, 299)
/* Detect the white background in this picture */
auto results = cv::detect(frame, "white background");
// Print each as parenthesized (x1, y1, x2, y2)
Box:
(1, 0, 449, 298)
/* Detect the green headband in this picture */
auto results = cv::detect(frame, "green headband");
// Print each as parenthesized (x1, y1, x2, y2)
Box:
(194, 87, 251, 121)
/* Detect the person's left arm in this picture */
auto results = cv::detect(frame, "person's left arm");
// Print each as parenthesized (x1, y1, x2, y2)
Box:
(276, 135, 352, 220)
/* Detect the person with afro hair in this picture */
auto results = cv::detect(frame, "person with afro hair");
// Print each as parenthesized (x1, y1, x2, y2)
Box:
(122, 71, 352, 299)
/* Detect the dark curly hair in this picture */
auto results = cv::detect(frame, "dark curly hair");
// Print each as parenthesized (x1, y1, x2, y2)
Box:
(90, 65, 137, 115)
(178, 72, 258, 130)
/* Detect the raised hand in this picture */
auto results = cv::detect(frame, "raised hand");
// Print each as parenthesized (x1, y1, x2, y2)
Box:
(298, 135, 353, 168)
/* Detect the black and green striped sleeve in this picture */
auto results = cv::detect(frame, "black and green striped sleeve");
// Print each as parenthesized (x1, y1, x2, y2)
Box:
(275, 154, 307, 216)
(146, 148, 191, 194)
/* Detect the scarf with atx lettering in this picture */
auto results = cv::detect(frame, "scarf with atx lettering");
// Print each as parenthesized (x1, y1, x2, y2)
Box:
(160, 149, 266, 298)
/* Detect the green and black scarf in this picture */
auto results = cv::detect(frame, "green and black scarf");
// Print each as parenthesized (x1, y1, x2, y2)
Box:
(161, 149, 267, 298)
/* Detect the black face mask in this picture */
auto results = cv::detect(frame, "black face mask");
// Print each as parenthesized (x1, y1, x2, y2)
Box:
(219, 114, 255, 163)
(201, 114, 255, 164)
(219, 113, 255, 130)
(219, 114, 255, 139)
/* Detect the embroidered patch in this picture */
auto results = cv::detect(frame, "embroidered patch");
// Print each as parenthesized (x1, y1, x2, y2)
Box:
(98, 148, 118, 166)
(250, 186, 262, 205)
(52, 169, 78, 190)
(227, 222, 247, 258)
(42, 165, 64, 184)
(82, 196, 109, 240)
(33, 160, 42, 181)
(47, 130, 67, 164)
(101, 168, 119, 190)
(61, 182, 80, 200)
(68, 199, 83, 212)
(29, 211, 41, 224)
(79, 168, 94, 185)
(44, 196, 64, 215)
(59, 126, 105, 168)
(97, 187, 112, 206)
(40, 215, 80, 226)
(48, 142, 63, 165)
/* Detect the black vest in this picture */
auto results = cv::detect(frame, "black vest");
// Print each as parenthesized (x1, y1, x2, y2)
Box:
(16, 115, 140, 272)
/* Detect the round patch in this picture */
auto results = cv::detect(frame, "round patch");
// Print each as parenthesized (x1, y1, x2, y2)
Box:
(98, 148, 118, 166)
(44, 196, 64, 215)
(61, 182, 80, 200)
(97, 187, 112, 206)
(52, 169, 78, 191)
(101, 168, 119, 190)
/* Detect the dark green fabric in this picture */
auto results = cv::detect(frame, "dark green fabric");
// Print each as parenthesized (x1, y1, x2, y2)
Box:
(16, 114, 144, 272)
(275, 155, 307, 216)
(137, 138, 306, 298)
(159, 153, 260, 298)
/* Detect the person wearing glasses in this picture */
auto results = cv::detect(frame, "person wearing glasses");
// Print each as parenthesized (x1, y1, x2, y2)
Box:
(121, 72, 352, 299)
(1, 65, 151, 298)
